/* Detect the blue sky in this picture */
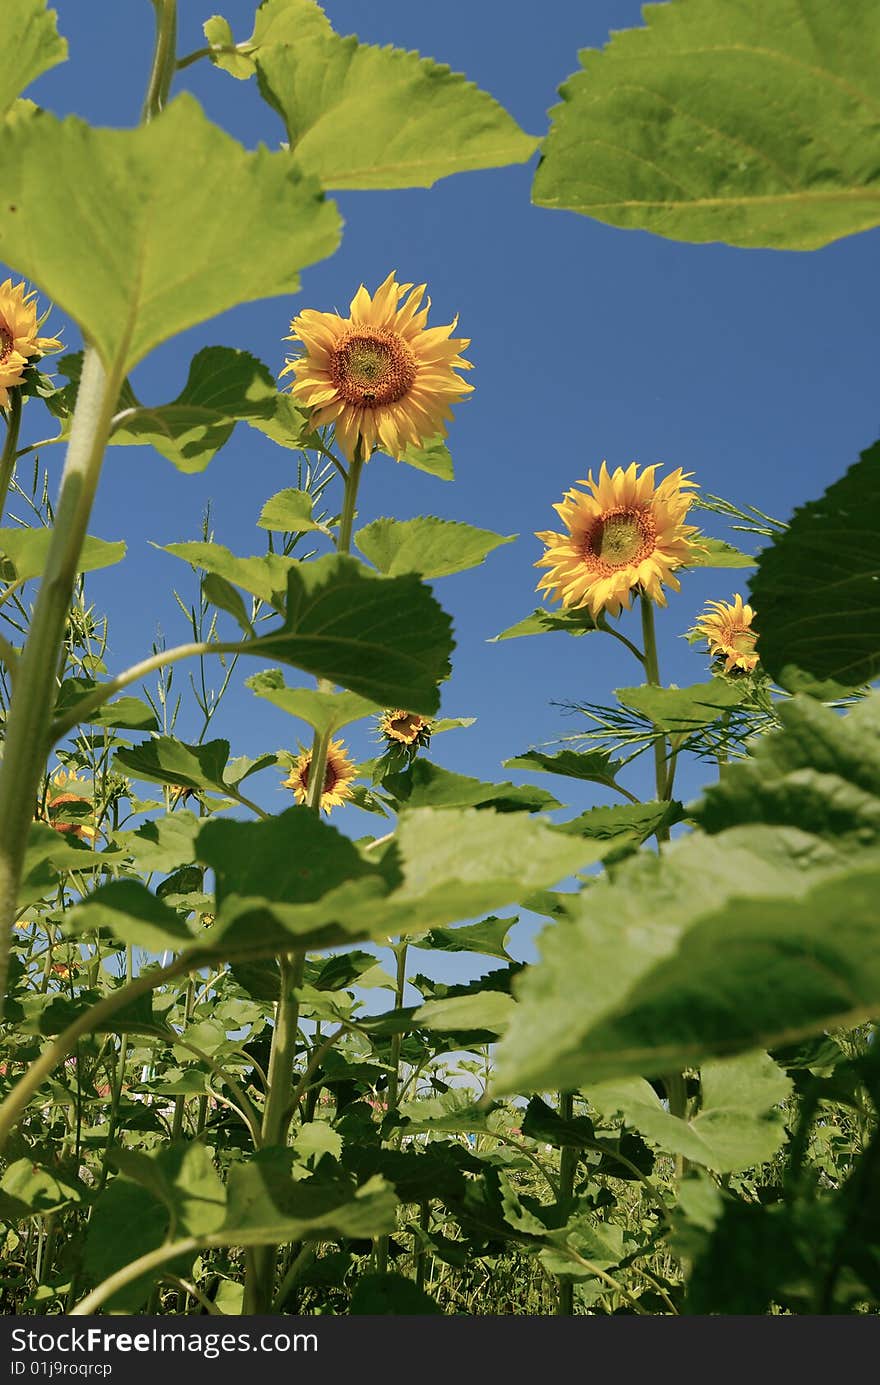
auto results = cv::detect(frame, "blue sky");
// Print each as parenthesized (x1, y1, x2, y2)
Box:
(8, 2, 880, 979)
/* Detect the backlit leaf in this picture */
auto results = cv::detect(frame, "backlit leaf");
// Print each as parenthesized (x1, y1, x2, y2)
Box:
(0, 2, 67, 114)
(357, 516, 514, 579)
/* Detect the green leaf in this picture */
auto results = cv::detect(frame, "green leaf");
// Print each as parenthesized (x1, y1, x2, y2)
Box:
(749, 441, 880, 686)
(114, 736, 274, 798)
(534, 0, 880, 250)
(247, 669, 379, 736)
(257, 488, 330, 533)
(257, 555, 454, 715)
(201, 804, 608, 953)
(349, 1273, 442, 1315)
(687, 537, 754, 569)
(222, 1161, 397, 1243)
(0, 1160, 83, 1218)
(503, 748, 623, 787)
(589, 1051, 792, 1173)
(206, 0, 333, 79)
(57, 347, 280, 472)
(54, 680, 158, 733)
(0, 95, 340, 371)
(490, 607, 599, 641)
(0, 529, 124, 583)
(616, 680, 748, 733)
(123, 812, 202, 874)
(255, 30, 538, 189)
(381, 760, 560, 813)
(161, 541, 294, 609)
(0, 2, 67, 115)
(356, 516, 514, 580)
(414, 992, 516, 1036)
(558, 800, 685, 845)
(410, 915, 515, 962)
(64, 881, 193, 952)
(399, 436, 454, 481)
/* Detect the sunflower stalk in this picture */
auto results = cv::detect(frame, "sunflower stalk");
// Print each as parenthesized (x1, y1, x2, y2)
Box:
(0, 389, 23, 525)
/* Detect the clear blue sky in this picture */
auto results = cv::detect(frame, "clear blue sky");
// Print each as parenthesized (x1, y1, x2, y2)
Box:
(9, 2, 880, 977)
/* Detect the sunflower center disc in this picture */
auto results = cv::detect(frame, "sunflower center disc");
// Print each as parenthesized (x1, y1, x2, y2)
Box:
(727, 626, 755, 654)
(0, 323, 13, 363)
(332, 329, 417, 408)
(391, 714, 420, 739)
(590, 510, 651, 568)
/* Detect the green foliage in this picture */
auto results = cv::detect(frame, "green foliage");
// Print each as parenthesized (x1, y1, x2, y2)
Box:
(749, 440, 880, 686)
(491, 607, 599, 640)
(247, 670, 380, 736)
(257, 488, 329, 533)
(0, 96, 340, 370)
(615, 680, 748, 734)
(0, 2, 67, 115)
(356, 516, 514, 579)
(255, 21, 538, 189)
(0, 529, 124, 582)
(534, 0, 880, 249)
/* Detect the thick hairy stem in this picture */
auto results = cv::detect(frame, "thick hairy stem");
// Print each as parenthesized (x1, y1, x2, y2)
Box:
(0, 349, 123, 1018)
(0, 389, 23, 525)
(639, 595, 671, 840)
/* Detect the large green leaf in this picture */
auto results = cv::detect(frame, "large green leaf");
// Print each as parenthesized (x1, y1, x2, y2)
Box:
(205, 0, 334, 79)
(0, 2, 66, 114)
(616, 680, 748, 733)
(490, 607, 599, 641)
(255, 26, 538, 189)
(534, 0, 880, 249)
(246, 669, 379, 736)
(409, 915, 515, 962)
(257, 488, 330, 534)
(749, 442, 880, 686)
(380, 760, 560, 813)
(0, 529, 124, 582)
(356, 517, 514, 580)
(56, 347, 280, 473)
(0, 96, 340, 370)
(200, 804, 608, 953)
(589, 1051, 791, 1173)
(161, 541, 294, 609)
(64, 881, 194, 952)
(414, 992, 516, 1036)
(114, 736, 275, 798)
(503, 748, 623, 788)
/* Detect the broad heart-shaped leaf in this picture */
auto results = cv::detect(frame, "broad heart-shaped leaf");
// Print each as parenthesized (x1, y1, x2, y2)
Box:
(381, 760, 560, 813)
(114, 736, 274, 798)
(0, 96, 340, 371)
(56, 347, 280, 473)
(199, 804, 608, 953)
(494, 829, 880, 1094)
(413, 992, 516, 1037)
(0, 529, 124, 583)
(399, 436, 454, 481)
(222, 1159, 397, 1244)
(0, 2, 66, 114)
(122, 811, 202, 874)
(247, 668, 380, 736)
(54, 678, 158, 733)
(533, 0, 880, 250)
(205, 0, 333, 80)
(503, 748, 624, 788)
(558, 799, 686, 845)
(410, 915, 515, 962)
(160, 541, 295, 609)
(749, 441, 880, 686)
(589, 1051, 791, 1174)
(255, 555, 453, 715)
(257, 488, 329, 534)
(356, 517, 514, 580)
(490, 606, 599, 641)
(695, 692, 880, 846)
(63, 881, 193, 952)
(255, 30, 538, 189)
(615, 680, 748, 733)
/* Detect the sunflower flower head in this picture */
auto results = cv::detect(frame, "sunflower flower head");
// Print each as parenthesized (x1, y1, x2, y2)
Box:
(535, 462, 701, 619)
(694, 593, 759, 673)
(281, 271, 473, 461)
(377, 709, 433, 752)
(282, 737, 356, 814)
(41, 768, 97, 842)
(0, 278, 62, 408)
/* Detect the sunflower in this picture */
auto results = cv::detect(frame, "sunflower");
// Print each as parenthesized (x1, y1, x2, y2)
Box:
(535, 462, 701, 619)
(42, 768, 97, 842)
(694, 593, 759, 673)
(282, 737, 356, 813)
(377, 709, 432, 751)
(0, 278, 62, 407)
(281, 271, 473, 461)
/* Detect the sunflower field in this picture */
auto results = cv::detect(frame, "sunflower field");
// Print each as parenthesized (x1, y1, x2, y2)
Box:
(0, 0, 878, 1322)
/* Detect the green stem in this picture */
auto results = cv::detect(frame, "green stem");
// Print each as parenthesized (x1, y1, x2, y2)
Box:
(141, 0, 177, 122)
(0, 390, 23, 525)
(377, 939, 407, 1274)
(639, 595, 670, 840)
(556, 1091, 577, 1315)
(0, 349, 124, 1019)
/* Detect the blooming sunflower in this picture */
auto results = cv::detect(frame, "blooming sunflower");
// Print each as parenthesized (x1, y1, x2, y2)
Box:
(0, 278, 62, 408)
(281, 271, 473, 461)
(42, 768, 97, 842)
(377, 709, 432, 751)
(282, 737, 356, 814)
(535, 462, 701, 619)
(694, 593, 759, 673)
